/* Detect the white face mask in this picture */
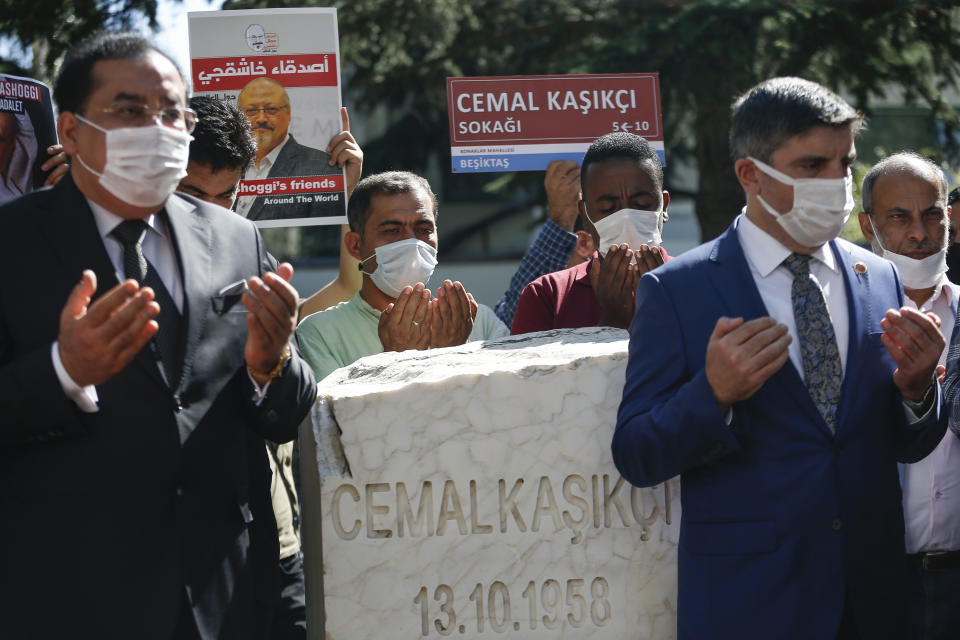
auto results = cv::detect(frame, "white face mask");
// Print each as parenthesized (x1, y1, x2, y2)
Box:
(750, 156, 854, 248)
(75, 115, 191, 208)
(586, 207, 663, 256)
(361, 238, 438, 298)
(867, 215, 947, 290)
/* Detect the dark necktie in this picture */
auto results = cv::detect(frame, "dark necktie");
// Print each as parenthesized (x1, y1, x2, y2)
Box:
(111, 219, 183, 385)
(782, 253, 843, 433)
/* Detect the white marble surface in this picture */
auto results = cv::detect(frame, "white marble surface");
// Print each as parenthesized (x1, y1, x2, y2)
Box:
(305, 327, 680, 639)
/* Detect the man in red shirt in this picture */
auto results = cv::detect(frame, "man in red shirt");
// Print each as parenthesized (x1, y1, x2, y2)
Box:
(511, 132, 670, 334)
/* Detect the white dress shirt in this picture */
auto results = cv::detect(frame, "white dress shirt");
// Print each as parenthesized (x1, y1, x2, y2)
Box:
(233, 134, 290, 218)
(53, 198, 273, 411)
(736, 212, 932, 429)
(51, 199, 184, 412)
(901, 276, 960, 553)
(88, 199, 185, 311)
(737, 213, 850, 378)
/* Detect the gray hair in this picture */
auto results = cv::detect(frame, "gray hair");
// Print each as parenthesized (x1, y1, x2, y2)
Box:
(729, 77, 863, 162)
(861, 152, 948, 214)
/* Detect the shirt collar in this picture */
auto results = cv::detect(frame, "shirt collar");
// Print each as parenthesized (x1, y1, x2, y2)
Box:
(737, 210, 837, 277)
(352, 291, 382, 318)
(86, 197, 165, 242)
(255, 134, 290, 171)
(907, 273, 954, 311)
(573, 254, 596, 286)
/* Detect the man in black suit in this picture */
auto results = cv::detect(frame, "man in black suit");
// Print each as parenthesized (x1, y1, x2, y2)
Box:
(0, 32, 316, 639)
(234, 76, 344, 222)
(177, 94, 365, 640)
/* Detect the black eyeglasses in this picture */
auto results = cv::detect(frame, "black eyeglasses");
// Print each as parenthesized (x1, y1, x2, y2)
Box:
(91, 102, 198, 133)
(242, 105, 289, 117)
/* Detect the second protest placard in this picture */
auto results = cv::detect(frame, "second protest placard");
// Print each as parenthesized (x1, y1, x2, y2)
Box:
(447, 73, 663, 173)
(189, 8, 346, 227)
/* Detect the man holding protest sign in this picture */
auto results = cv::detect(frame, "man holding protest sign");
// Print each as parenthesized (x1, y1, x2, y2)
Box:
(179, 95, 363, 322)
(447, 74, 664, 330)
(175, 94, 360, 639)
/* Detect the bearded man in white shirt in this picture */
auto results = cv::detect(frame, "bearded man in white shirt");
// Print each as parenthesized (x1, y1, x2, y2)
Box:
(859, 152, 959, 640)
(234, 76, 348, 221)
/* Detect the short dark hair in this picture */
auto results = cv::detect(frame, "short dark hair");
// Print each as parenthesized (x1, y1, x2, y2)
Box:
(729, 77, 863, 162)
(53, 31, 185, 115)
(580, 132, 664, 198)
(347, 171, 439, 235)
(187, 96, 256, 172)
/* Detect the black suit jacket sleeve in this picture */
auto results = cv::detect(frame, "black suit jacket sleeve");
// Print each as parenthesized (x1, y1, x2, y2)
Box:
(235, 232, 316, 444)
(236, 350, 315, 443)
(0, 179, 116, 444)
(0, 336, 89, 443)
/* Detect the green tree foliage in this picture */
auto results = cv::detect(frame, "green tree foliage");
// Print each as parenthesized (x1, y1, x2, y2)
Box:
(199, 1, 960, 239)
(646, 0, 960, 239)
(0, 0, 165, 83)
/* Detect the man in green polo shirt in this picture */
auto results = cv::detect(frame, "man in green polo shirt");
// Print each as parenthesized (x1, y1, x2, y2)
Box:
(297, 171, 508, 382)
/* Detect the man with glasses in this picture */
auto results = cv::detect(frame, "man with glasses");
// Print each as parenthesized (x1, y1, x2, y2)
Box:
(0, 32, 316, 639)
(234, 76, 346, 221)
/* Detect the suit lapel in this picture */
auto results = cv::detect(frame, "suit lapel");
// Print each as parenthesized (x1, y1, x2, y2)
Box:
(708, 219, 826, 429)
(40, 175, 168, 389)
(246, 137, 298, 221)
(246, 193, 265, 221)
(275, 134, 299, 175)
(164, 195, 212, 399)
(705, 221, 769, 321)
(832, 240, 873, 432)
(41, 175, 120, 294)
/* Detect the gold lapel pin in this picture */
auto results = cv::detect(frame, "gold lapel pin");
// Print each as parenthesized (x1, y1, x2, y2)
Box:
(854, 262, 867, 274)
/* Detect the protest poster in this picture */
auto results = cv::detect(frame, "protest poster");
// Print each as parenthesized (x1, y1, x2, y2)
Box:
(447, 73, 663, 173)
(189, 8, 346, 227)
(0, 74, 57, 205)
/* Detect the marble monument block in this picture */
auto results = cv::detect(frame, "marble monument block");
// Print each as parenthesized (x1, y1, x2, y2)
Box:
(300, 326, 680, 639)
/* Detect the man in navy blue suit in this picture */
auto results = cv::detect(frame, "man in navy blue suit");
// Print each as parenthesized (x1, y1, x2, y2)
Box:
(613, 77, 947, 639)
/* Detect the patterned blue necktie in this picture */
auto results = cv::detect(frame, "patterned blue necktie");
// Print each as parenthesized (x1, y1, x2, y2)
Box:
(783, 253, 842, 433)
